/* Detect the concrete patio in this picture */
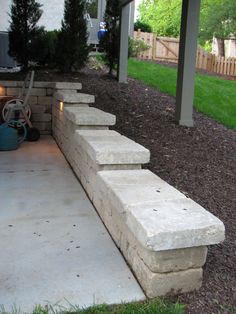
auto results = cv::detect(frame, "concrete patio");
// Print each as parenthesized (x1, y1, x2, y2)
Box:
(0, 136, 145, 313)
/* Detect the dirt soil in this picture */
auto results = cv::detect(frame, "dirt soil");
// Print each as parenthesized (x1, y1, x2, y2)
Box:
(0, 68, 236, 314)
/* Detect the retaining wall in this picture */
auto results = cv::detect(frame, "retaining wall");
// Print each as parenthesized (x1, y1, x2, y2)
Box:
(51, 84, 225, 298)
(0, 81, 82, 134)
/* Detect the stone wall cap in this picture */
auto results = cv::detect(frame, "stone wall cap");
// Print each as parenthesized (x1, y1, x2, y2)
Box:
(64, 106, 116, 126)
(75, 131, 150, 165)
(55, 91, 95, 103)
(98, 170, 225, 251)
(54, 82, 82, 90)
(34, 81, 55, 88)
(76, 130, 120, 137)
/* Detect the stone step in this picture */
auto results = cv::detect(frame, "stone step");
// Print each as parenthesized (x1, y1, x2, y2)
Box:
(55, 91, 95, 104)
(97, 170, 225, 251)
(75, 130, 150, 165)
(64, 106, 116, 126)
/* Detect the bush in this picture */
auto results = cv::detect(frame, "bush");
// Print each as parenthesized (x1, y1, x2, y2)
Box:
(100, 0, 120, 75)
(129, 38, 150, 57)
(30, 30, 59, 67)
(56, 0, 90, 72)
(134, 20, 152, 33)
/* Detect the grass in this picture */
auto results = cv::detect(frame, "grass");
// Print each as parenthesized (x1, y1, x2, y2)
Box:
(0, 299, 185, 314)
(128, 58, 236, 129)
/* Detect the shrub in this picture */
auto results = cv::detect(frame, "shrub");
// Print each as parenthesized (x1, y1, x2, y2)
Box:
(30, 30, 59, 67)
(129, 38, 150, 57)
(134, 20, 152, 33)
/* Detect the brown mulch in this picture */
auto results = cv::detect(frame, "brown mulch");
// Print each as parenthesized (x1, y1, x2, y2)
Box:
(0, 68, 236, 313)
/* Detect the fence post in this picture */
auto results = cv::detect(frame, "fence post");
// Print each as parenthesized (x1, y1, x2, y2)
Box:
(152, 33, 156, 60)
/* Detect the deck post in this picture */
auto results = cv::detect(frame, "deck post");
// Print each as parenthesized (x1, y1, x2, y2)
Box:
(175, 0, 201, 127)
(118, 3, 130, 83)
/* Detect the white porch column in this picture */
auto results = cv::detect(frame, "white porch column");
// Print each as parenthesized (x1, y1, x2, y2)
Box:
(175, 0, 201, 127)
(118, 3, 130, 83)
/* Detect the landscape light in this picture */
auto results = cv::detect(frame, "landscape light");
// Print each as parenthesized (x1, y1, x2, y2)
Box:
(0, 86, 5, 96)
(59, 101, 64, 111)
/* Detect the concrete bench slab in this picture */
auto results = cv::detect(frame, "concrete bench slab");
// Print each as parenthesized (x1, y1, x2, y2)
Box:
(98, 169, 187, 207)
(75, 130, 150, 165)
(54, 82, 82, 90)
(64, 107, 116, 126)
(55, 91, 95, 104)
(98, 170, 225, 251)
(127, 198, 225, 251)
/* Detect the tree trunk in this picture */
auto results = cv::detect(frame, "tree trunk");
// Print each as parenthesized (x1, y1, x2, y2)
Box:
(216, 38, 225, 57)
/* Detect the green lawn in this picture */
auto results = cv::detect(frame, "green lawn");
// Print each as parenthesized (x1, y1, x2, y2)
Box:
(0, 300, 185, 314)
(128, 58, 236, 129)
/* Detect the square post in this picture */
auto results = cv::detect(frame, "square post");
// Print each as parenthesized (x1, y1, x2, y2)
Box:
(129, 2, 135, 38)
(118, 3, 130, 83)
(175, 0, 201, 127)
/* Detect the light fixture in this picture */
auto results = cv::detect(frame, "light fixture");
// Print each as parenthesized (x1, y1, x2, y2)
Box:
(59, 101, 64, 112)
(0, 86, 5, 96)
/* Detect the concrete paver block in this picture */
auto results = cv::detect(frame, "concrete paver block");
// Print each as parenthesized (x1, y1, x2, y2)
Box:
(55, 91, 95, 103)
(64, 107, 116, 126)
(132, 255, 203, 298)
(32, 113, 52, 122)
(28, 88, 46, 96)
(57, 89, 78, 94)
(54, 82, 82, 90)
(98, 170, 225, 251)
(38, 96, 53, 105)
(6, 87, 21, 96)
(75, 131, 150, 165)
(76, 130, 120, 137)
(0, 80, 18, 87)
(127, 198, 225, 251)
(34, 82, 54, 88)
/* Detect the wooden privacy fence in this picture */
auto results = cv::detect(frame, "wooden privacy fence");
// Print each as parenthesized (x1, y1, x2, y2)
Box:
(134, 30, 236, 77)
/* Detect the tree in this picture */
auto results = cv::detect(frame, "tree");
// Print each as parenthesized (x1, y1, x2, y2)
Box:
(8, 0, 43, 69)
(100, 0, 120, 75)
(56, 0, 89, 72)
(138, 0, 182, 37)
(138, 0, 236, 56)
(200, 0, 236, 56)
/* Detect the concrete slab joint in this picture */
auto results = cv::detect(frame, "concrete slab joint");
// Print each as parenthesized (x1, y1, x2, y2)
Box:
(49, 83, 225, 298)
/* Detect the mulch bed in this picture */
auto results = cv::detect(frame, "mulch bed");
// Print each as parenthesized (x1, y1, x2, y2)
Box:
(1, 68, 236, 313)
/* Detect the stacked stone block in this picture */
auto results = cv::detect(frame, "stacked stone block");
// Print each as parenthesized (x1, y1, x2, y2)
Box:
(0, 80, 54, 134)
(52, 88, 225, 298)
